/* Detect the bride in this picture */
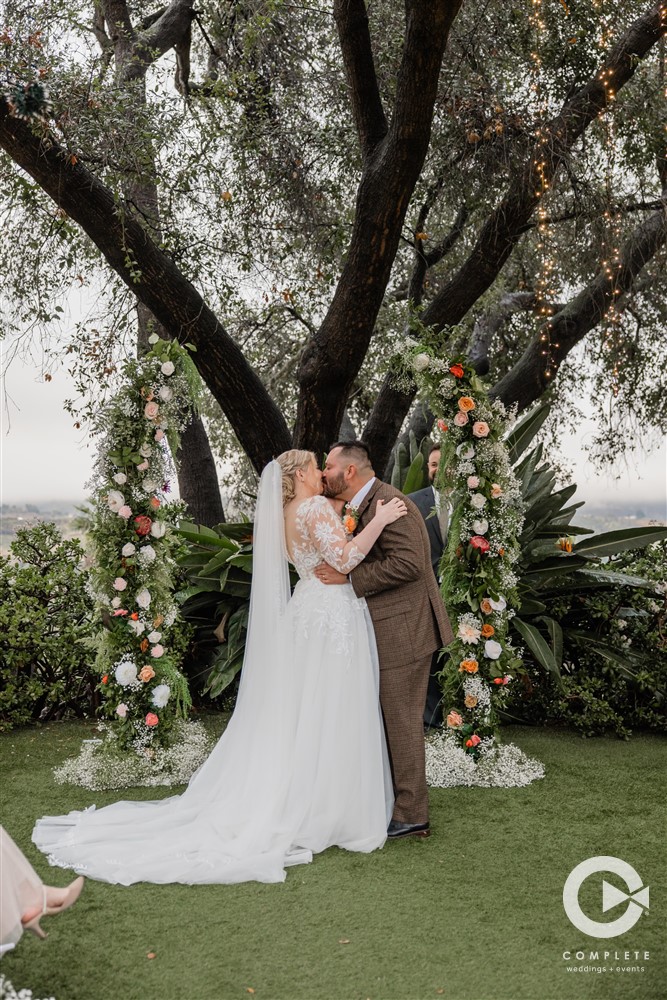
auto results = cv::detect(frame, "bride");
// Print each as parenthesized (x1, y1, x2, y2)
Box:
(32, 450, 407, 885)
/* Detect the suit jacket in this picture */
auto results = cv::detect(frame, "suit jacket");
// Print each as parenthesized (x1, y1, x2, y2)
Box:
(408, 485, 444, 578)
(349, 480, 454, 669)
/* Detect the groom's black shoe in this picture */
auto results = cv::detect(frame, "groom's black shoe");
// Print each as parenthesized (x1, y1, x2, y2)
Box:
(387, 820, 430, 839)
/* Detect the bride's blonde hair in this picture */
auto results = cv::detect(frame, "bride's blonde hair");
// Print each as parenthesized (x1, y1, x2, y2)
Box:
(276, 449, 315, 507)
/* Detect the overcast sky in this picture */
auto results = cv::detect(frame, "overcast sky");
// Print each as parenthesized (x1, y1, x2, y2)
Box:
(1, 343, 665, 510)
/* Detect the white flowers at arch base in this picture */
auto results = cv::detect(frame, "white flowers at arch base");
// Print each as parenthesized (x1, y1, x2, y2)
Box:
(58, 336, 212, 789)
(397, 344, 544, 787)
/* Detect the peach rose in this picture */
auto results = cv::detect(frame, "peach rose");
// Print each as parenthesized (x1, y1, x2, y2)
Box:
(472, 421, 490, 438)
(481, 623, 495, 638)
(437, 418, 448, 432)
(139, 665, 155, 682)
(149, 496, 161, 510)
(144, 401, 159, 420)
(464, 694, 478, 708)
(490, 483, 503, 498)
(480, 598, 493, 614)
(459, 659, 479, 674)
(454, 411, 469, 427)
(458, 396, 476, 412)
(446, 710, 463, 728)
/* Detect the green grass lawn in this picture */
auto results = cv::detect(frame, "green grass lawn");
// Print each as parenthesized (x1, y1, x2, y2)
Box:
(1, 719, 665, 1000)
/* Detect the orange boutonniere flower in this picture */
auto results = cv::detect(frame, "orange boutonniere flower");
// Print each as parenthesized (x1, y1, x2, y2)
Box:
(342, 504, 360, 534)
(481, 623, 495, 638)
(458, 396, 475, 412)
(449, 363, 465, 378)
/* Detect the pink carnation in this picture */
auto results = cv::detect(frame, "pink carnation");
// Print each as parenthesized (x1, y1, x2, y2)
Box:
(150, 644, 164, 658)
(467, 475, 480, 488)
(117, 505, 132, 519)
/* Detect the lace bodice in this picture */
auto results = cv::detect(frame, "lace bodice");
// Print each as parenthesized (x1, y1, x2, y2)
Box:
(287, 495, 365, 580)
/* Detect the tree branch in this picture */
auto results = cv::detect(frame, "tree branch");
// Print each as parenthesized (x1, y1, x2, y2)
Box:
(0, 101, 292, 470)
(333, 0, 387, 158)
(364, 1, 667, 472)
(293, 0, 463, 455)
(492, 198, 667, 411)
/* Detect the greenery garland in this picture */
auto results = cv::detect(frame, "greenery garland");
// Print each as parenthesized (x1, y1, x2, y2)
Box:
(396, 342, 525, 757)
(85, 335, 201, 754)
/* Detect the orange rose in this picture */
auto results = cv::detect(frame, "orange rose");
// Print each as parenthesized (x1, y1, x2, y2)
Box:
(130, 612, 139, 621)
(150, 497, 161, 510)
(139, 665, 155, 682)
(449, 363, 465, 378)
(458, 396, 476, 412)
(459, 659, 479, 674)
(480, 599, 493, 614)
(498, 547, 505, 556)
(481, 624, 495, 638)
(464, 694, 478, 708)
(446, 710, 463, 728)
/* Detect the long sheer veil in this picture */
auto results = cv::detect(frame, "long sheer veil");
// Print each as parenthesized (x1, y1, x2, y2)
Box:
(234, 459, 290, 713)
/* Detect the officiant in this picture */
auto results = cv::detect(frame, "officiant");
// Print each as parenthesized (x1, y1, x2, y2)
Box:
(407, 445, 450, 730)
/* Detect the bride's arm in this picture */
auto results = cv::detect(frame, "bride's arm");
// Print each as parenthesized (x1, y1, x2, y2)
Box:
(306, 496, 407, 574)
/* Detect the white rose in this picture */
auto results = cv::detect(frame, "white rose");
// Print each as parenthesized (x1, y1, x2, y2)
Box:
(148, 332, 160, 344)
(143, 480, 158, 493)
(150, 521, 167, 539)
(158, 386, 173, 402)
(139, 443, 153, 458)
(121, 542, 136, 557)
(456, 443, 475, 459)
(151, 684, 170, 708)
(473, 519, 489, 534)
(470, 493, 487, 510)
(115, 660, 138, 686)
(412, 353, 430, 372)
(107, 489, 125, 513)
(161, 361, 175, 376)
(489, 595, 507, 612)
(484, 639, 503, 660)
(147, 630, 162, 643)
(128, 619, 145, 636)
(113, 473, 127, 485)
(139, 544, 156, 564)
(136, 588, 152, 609)
(111, 597, 121, 609)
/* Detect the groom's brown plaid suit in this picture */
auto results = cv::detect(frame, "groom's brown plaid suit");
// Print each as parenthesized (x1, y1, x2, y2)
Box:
(349, 479, 453, 825)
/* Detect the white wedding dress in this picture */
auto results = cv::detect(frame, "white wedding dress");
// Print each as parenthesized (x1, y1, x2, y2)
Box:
(32, 464, 393, 885)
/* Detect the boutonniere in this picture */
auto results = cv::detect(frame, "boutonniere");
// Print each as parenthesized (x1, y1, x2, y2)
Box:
(342, 503, 360, 534)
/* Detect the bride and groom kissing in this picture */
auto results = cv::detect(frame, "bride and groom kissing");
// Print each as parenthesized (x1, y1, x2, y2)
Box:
(32, 441, 453, 886)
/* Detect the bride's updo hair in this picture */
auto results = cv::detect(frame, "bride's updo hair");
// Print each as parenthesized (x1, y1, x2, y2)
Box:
(276, 450, 315, 507)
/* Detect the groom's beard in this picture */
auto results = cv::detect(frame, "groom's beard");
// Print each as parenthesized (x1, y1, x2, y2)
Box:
(322, 471, 346, 499)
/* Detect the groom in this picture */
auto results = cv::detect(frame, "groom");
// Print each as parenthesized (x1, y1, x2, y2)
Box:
(315, 441, 453, 838)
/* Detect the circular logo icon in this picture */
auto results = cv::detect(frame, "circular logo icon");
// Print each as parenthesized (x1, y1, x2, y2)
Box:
(563, 856, 649, 938)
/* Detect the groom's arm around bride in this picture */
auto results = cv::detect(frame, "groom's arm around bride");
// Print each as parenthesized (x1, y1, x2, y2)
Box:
(316, 441, 453, 837)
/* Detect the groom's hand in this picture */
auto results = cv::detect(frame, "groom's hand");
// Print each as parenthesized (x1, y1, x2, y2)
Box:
(314, 561, 348, 585)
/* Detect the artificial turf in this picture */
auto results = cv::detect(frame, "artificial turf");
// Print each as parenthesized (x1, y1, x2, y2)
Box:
(1, 719, 664, 1000)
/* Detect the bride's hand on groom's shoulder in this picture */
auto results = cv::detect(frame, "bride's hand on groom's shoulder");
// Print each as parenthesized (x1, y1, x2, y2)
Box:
(374, 497, 407, 526)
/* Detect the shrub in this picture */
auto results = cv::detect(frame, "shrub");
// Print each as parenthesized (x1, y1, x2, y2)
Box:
(0, 522, 95, 730)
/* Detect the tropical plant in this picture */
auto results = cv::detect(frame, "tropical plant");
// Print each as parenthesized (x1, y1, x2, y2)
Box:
(505, 403, 667, 688)
(0, 522, 95, 730)
(176, 521, 256, 700)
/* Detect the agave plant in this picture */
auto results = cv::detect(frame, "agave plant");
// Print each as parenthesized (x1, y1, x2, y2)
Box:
(389, 430, 433, 494)
(505, 404, 667, 687)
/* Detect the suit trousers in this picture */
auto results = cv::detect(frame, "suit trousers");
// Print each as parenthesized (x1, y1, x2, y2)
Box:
(379, 651, 434, 824)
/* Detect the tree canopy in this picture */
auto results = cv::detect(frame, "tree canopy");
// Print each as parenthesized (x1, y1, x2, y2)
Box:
(1, 0, 665, 505)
